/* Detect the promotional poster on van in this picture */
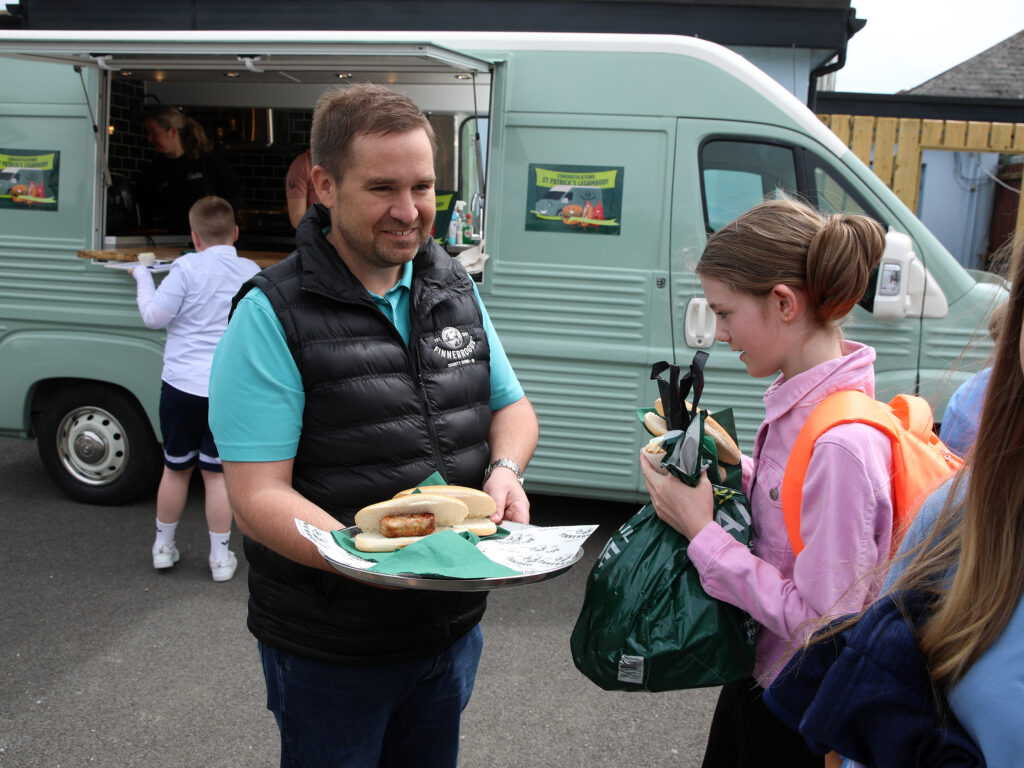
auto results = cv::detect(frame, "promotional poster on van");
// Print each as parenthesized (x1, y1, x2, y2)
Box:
(526, 164, 622, 235)
(0, 149, 59, 211)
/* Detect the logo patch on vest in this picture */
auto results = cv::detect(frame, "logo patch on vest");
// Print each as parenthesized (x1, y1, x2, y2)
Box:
(432, 326, 477, 367)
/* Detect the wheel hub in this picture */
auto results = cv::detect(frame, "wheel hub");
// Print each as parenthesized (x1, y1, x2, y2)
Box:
(56, 406, 129, 486)
(73, 430, 108, 465)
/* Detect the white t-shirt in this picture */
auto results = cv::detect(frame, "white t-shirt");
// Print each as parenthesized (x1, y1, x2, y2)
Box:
(133, 244, 260, 396)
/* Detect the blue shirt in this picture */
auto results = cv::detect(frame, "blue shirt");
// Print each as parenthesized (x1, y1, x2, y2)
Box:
(209, 259, 523, 462)
(882, 479, 1024, 766)
(938, 368, 991, 457)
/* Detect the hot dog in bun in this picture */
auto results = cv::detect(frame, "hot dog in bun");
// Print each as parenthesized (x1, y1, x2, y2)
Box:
(642, 398, 742, 467)
(353, 486, 498, 552)
(393, 485, 498, 536)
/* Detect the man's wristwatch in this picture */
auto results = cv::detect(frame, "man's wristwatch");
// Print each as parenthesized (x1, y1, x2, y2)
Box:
(484, 458, 525, 485)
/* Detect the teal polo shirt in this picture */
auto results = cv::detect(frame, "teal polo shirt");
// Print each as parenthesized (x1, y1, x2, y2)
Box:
(209, 260, 524, 462)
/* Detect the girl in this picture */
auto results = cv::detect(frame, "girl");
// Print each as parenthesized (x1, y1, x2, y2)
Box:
(640, 196, 893, 767)
(769, 236, 1024, 766)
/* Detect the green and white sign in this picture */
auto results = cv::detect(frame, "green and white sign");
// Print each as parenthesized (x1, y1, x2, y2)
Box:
(525, 164, 622, 235)
(0, 149, 60, 211)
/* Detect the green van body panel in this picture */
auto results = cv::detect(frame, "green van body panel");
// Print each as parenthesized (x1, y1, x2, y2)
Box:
(0, 33, 1002, 504)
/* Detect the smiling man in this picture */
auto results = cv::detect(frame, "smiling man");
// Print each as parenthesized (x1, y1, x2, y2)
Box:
(208, 84, 538, 767)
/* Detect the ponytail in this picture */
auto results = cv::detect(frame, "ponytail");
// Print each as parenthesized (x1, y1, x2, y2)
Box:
(696, 196, 886, 327)
(179, 116, 213, 159)
(806, 212, 886, 324)
(144, 105, 213, 159)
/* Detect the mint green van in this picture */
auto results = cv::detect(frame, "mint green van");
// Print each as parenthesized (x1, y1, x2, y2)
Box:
(0, 32, 1004, 504)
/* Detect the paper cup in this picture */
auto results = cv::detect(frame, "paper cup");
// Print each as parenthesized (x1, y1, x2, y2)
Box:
(137, 252, 156, 266)
(641, 443, 669, 475)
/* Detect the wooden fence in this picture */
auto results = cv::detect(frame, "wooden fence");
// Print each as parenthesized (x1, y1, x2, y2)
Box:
(817, 114, 1024, 250)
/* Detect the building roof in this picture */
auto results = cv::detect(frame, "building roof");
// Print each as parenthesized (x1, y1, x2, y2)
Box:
(905, 29, 1024, 100)
(1, 0, 861, 52)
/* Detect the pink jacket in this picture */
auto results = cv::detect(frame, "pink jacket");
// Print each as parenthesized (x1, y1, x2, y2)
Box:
(688, 341, 894, 685)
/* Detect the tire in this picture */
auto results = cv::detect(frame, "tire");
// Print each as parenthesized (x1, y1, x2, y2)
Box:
(35, 384, 162, 505)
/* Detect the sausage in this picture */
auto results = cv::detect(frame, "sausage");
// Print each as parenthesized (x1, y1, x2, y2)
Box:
(379, 513, 435, 539)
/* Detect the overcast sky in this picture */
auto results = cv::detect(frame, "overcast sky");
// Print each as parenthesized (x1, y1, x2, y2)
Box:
(834, 0, 1024, 93)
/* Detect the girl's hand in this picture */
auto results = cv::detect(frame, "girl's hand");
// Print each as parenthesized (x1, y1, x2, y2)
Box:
(639, 451, 715, 540)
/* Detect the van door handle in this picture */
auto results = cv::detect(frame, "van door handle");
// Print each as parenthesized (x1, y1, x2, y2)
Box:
(684, 297, 716, 349)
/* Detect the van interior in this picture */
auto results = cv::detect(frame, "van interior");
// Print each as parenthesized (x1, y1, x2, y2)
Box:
(91, 45, 491, 260)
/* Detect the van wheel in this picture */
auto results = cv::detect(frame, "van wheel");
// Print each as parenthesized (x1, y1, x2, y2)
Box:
(36, 385, 162, 505)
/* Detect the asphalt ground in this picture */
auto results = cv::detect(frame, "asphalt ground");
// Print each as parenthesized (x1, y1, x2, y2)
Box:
(0, 437, 719, 767)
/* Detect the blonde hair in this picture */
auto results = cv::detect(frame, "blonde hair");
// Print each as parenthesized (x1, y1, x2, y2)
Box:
(889, 236, 1024, 690)
(696, 197, 886, 326)
(311, 83, 437, 182)
(188, 196, 235, 244)
(144, 105, 213, 160)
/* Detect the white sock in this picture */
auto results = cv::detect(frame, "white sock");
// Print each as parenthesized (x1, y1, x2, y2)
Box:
(154, 518, 178, 550)
(209, 531, 231, 564)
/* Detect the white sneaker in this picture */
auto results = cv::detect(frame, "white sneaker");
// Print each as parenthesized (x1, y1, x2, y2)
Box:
(153, 544, 180, 569)
(210, 550, 238, 582)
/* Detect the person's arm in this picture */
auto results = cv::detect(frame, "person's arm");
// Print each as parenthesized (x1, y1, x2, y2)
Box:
(131, 266, 178, 329)
(644, 424, 894, 644)
(222, 458, 343, 573)
(483, 396, 539, 524)
(209, 290, 338, 567)
(285, 152, 312, 229)
(287, 197, 307, 229)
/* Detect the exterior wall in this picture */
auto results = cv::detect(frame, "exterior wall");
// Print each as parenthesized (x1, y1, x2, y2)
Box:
(918, 150, 999, 270)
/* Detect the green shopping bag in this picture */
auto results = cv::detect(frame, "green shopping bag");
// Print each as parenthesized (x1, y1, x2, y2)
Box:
(569, 354, 756, 691)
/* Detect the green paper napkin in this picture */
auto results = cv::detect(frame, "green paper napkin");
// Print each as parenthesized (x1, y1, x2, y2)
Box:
(414, 471, 447, 487)
(331, 526, 512, 576)
(368, 529, 518, 578)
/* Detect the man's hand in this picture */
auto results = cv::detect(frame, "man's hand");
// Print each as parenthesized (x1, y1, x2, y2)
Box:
(484, 468, 530, 524)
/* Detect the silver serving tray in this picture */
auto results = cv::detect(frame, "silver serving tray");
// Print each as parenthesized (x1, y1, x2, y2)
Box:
(322, 526, 584, 592)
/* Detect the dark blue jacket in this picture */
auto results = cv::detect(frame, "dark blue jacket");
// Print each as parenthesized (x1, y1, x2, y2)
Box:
(764, 590, 985, 767)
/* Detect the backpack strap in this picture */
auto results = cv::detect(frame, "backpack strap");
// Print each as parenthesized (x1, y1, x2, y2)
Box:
(780, 390, 899, 556)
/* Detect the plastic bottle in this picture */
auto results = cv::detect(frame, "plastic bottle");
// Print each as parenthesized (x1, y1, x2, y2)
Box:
(461, 212, 474, 244)
(447, 203, 461, 246)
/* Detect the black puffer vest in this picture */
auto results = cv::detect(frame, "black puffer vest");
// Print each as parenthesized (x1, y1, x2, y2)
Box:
(237, 204, 492, 665)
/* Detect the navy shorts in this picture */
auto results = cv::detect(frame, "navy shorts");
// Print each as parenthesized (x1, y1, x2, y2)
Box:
(159, 381, 222, 472)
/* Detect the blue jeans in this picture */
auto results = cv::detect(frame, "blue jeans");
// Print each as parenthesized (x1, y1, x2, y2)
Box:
(259, 625, 483, 768)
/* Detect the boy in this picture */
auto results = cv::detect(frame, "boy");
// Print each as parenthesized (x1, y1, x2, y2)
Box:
(131, 195, 260, 581)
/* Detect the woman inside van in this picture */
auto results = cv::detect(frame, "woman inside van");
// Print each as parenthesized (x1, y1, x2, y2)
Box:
(137, 105, 242, 235)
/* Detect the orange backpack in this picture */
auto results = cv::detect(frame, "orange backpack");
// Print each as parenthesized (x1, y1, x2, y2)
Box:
(781, 390, 962, 556)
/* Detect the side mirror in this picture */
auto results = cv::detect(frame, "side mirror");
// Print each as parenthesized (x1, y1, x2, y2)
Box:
(872, 230, 948, 321)
(872, 230, 914, 320)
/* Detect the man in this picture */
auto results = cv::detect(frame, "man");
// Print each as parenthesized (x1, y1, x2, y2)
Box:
(284, 148, 318, 229)
(208, 83, 539, 767)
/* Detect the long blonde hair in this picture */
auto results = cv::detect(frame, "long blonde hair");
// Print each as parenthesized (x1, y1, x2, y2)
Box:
(891, 235, 1024, 689)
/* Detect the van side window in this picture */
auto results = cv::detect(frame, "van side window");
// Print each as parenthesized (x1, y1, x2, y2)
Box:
(811, 164, 870, 217)
(700, 140, 798, 232)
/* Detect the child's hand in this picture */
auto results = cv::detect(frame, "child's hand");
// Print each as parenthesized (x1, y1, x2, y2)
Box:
(639, 451, 715, 540)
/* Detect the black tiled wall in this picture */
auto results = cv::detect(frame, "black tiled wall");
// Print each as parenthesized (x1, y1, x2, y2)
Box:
(107, 77, 313, 214)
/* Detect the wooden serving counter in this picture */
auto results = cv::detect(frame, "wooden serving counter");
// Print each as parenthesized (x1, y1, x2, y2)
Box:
(78, 246, 288, 270)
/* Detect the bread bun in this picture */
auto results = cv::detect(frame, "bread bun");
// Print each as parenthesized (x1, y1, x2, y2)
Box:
(453, 519, 499, 537)
(703, 414, 742, 465)
(352, 531, 431, 552)
(355, 495, 469, 534)
(643, 410, 667, 436)
(393, 484, 496, 519)
(654, 397, 664, 417)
